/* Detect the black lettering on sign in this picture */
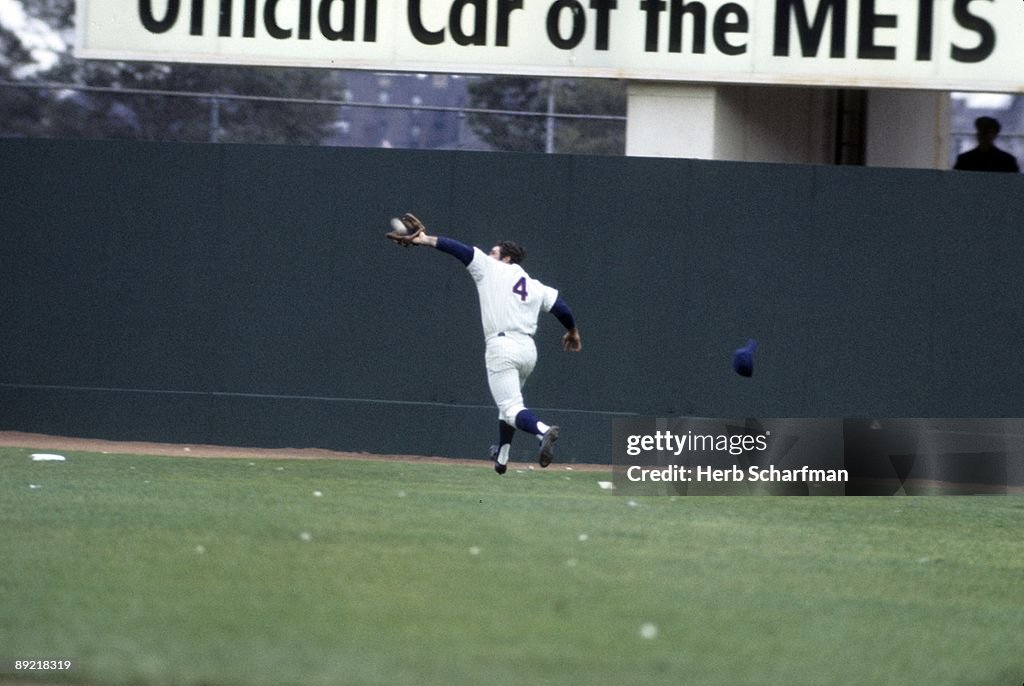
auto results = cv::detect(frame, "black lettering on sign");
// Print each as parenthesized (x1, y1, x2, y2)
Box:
(218, 0, 232, 36)
(243, 0, 256, 37)
(264, 0, 290, 38)
(496, 0, 524, 46)
(644, 0, 747, 55)
(857, 0, 896, 60)
(320, 0, 357, 41)
(773, 0, 847, 58)
(669, 1, 707, 54)
(951, 0, 995, 63)
(408, 0, 445, 44)
(408, 0, 523, 47)
(139, 0, 180, 33)
(916, 0, 934, 61)
(450, 0, 487, 46)
(640, 0, 666, 52)
(590, 0, 617, 51)
(547, 0, 586, 50)
(713, 3, 748, 56)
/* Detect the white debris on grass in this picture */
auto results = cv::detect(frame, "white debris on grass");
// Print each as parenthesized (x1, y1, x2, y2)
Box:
(397, 490, 407, 498)
(639, 622, 659, 640)
(577, 533, 588, 542)
(566, 558, 578, 568)
(597, 481, 614, 491)
(313, 490, 323, 497)
(469, 546, 481, 556)
(28, 484, 41, 489)
(30, 453, 65, 461)
(299, 532, 313, 542)
(195, 545, 206, 554)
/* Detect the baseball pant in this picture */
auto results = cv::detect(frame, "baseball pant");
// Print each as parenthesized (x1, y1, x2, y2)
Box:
(485, 333, 537, 426)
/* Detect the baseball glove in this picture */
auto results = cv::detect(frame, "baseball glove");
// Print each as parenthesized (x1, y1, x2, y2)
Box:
(385, 213, 426, 247)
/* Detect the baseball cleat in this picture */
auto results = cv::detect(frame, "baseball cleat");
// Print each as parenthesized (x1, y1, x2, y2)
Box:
(538, 426, 560, 468)
(490, 445, 507, 475)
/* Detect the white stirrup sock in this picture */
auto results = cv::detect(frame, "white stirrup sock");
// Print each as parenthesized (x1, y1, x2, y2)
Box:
(536, 422, 550, 440)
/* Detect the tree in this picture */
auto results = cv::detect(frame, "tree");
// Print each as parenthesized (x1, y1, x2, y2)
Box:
(1, 0, 345, 144)
(0, 0, 69, 134)
(465, 76, 626, 155)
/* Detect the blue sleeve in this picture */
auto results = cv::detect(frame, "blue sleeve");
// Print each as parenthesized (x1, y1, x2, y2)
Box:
(435, 236, 474, 267)
(550, 297, 576, 330)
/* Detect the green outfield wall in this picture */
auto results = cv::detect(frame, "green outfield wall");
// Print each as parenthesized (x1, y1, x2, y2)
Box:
(2, 138, 1022, 463)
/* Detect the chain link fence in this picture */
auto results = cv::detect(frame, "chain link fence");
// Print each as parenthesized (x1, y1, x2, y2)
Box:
(0, 78, 627, 154)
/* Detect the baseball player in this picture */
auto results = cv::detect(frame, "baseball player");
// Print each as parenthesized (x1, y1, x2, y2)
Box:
(387, 214, 581, 474)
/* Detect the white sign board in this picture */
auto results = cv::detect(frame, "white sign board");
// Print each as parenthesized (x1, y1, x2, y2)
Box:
(76, 0, 1023, 92)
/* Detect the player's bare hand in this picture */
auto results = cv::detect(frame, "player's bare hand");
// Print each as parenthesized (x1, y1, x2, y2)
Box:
(562, 328, 581, 352)
(410, 231, 434, 246)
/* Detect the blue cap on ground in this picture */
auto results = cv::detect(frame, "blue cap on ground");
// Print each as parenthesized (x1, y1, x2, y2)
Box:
(733, 339, 757, 377)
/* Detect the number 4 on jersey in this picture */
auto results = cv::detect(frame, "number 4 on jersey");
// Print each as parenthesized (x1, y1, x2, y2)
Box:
(512, 277, 528, 302)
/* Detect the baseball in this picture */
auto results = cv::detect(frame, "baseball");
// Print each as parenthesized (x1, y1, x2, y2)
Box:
(389, 217, 407, 235)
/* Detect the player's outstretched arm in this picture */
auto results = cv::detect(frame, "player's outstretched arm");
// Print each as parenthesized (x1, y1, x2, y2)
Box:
(430, 235, 474, 266)
(390, 214, 472, 265)
(405, 230, 474, 267)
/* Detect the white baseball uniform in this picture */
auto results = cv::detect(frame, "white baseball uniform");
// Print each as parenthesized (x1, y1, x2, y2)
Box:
(465, 247, 559, 425)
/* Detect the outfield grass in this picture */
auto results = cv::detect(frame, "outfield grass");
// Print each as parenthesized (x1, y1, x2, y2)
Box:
(1, 446, 1021, 686)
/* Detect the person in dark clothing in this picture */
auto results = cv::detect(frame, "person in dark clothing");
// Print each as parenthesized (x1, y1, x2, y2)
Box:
(954, 116, 1019, 173)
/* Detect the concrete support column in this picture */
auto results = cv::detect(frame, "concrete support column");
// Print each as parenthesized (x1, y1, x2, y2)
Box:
(865, 90, 952, 170)
(625, 82, 719, 159)
(625, 82, 833, 165)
